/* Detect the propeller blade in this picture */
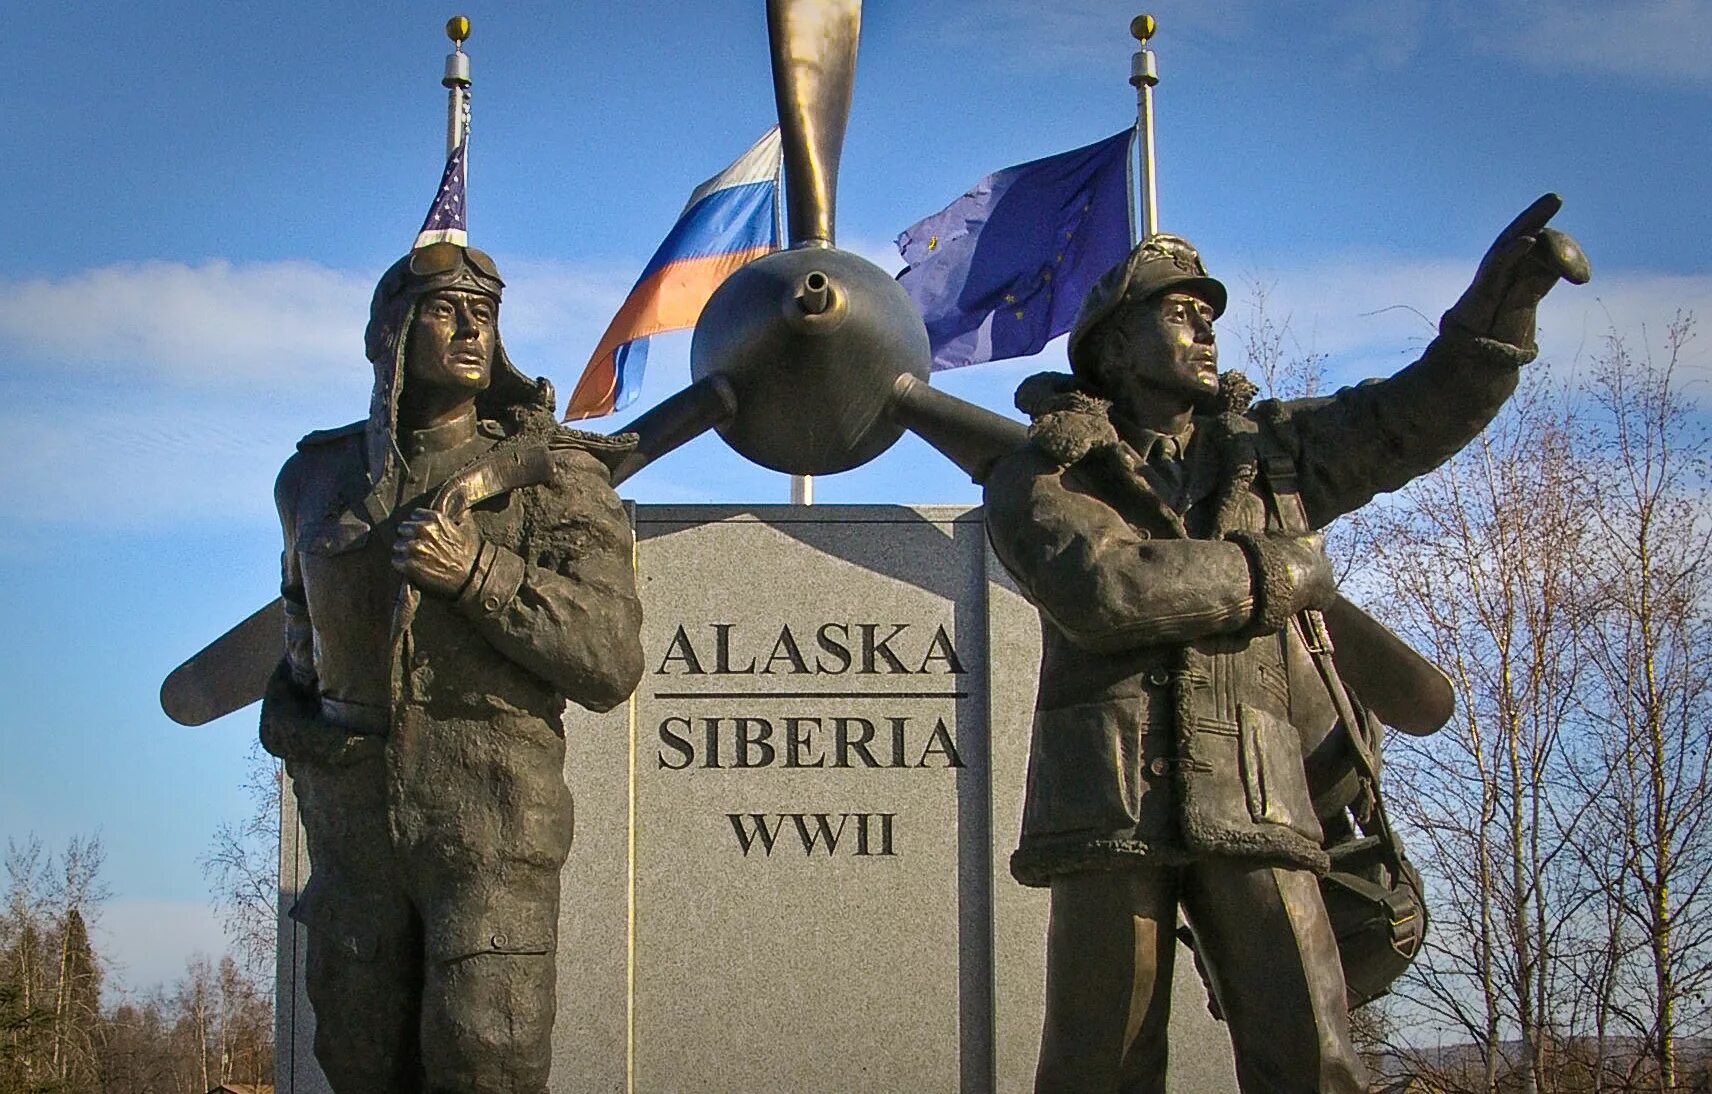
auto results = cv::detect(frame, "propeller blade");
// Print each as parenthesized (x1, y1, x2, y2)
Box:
(605, 375, 737, 487)
(1321, 595, 1455, 736)
(766, 0, 861, 247)
(161, 377, 738, 726)
(160, 598, 284, 725)
(886, 375, 1457, 736)
(889, 374, 1027, 485)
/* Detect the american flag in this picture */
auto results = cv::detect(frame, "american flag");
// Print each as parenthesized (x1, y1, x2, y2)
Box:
(414, 129, 468, 249)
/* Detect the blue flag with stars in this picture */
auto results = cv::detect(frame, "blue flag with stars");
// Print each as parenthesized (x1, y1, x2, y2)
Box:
(896, 130, 1133, 371)
(414, 136, 469, 249)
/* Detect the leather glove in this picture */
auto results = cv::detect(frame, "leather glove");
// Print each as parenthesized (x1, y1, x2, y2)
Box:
(258, 662, 385, 768)
(394, 507, 485, 598)
(1442, 193, 1591, 352)
(1271, 531, 1336, 614)
(1226, 530, 1336, 634)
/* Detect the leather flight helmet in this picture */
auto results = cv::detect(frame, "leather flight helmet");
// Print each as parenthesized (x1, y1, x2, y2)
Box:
(361, 243, 554, 484)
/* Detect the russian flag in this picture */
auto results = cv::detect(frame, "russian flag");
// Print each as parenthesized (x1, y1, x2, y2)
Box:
(566, 129, 783, 420)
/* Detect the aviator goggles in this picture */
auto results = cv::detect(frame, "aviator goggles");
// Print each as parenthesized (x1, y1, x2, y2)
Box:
(409, 241, 502, 283)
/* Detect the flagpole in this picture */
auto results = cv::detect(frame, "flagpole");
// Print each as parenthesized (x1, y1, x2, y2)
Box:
(784, 149, 814, 506)
(1129, 14, 1159, 244)
(443, 16, 472, 159)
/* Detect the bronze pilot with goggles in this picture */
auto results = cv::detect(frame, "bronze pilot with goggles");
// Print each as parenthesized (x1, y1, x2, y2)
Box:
(261, 242, 644, 1094)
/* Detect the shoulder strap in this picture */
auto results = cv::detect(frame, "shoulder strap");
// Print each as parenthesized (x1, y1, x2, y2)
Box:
(1250, 419, 1308, 531)
(430, 439, 558, 521)
(1252, 420, 1407, 858)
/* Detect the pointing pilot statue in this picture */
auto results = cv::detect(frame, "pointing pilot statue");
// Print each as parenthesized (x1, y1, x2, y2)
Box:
(983, 201, 1589, 1091)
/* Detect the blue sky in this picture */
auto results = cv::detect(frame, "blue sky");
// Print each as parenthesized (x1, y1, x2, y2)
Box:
(4, 1, 1710, 993)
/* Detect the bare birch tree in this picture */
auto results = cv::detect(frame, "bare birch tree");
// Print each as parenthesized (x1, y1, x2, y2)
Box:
(200, 742, 282, 981)
(1570, 316, 1712, 1092)
(1349, 378, 1595, 1093)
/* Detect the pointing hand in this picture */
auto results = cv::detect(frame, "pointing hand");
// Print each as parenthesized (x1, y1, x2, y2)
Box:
(1442, 193, 1591, 352)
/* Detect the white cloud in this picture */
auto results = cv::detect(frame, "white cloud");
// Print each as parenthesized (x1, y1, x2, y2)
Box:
(0, 256, 635, 535)
(5, 251, 1707, 538)
(0, 399, 320, 531)
(0, 255, 630, 390)
(932, 1, 1712, 89)
(840, 234, 908, 276)
(931, 0, 1435, 77)
(1220, 253, 1712, 390)
(929, 1, 1264, 70)
(485, 257, 633, 368)
(0, 261, 373, 387)
(93, 898, 227, 995)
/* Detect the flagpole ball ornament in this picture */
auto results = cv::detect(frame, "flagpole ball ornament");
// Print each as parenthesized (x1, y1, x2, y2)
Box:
(443, 16, 471, 90)
(1131, 17, 1159, 89)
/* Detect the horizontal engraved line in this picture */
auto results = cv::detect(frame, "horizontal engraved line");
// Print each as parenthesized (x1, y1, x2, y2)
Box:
(651, 691, 970, 700)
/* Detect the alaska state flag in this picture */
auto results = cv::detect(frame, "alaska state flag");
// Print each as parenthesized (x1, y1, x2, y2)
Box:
(566, 129, 783, 420)
(896, 130, 1133, 371)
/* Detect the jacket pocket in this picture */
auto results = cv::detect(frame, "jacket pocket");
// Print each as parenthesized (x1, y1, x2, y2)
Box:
(1237, 702, 1322, 842)
(427, 902, 557, 964)
(1023, 697, 1149, 837)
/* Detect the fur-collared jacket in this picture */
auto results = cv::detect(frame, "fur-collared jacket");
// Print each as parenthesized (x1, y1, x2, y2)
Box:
(984, 329, 1531, 886)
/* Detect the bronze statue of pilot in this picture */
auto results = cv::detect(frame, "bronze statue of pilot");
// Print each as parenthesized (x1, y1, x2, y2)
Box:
(983, 203, 1588, 1092)
(259, 242, 644, 1094)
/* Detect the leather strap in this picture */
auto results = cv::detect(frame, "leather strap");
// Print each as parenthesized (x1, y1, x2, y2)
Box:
(391, 438, 564, 703)
(1253, 425, 1404, 863)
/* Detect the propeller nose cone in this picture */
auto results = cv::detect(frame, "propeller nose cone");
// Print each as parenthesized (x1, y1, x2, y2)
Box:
(691, 246, 930, 475)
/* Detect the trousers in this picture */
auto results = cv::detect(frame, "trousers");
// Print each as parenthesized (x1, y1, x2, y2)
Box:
(290, 751, 560, 1094)
(1035, 861, 1367, 1093)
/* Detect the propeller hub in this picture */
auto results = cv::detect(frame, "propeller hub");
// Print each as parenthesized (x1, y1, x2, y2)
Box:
(691, 246, 930, 475)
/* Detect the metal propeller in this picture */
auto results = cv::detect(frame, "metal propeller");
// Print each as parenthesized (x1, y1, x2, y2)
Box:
(160, 1, 1451, 738)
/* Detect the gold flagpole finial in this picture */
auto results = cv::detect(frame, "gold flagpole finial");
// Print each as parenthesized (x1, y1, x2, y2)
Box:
(446, 15, 472, 49)
(1130, 14, 1157, 44)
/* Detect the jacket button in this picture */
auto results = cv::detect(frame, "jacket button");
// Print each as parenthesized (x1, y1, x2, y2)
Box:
(1148, 757, 1173, 776)
(1147, 669, 1170, 687)
(491, 933, 508, 949)
(484, 595, 501, 611)
(1137, 529, 1151, 539)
